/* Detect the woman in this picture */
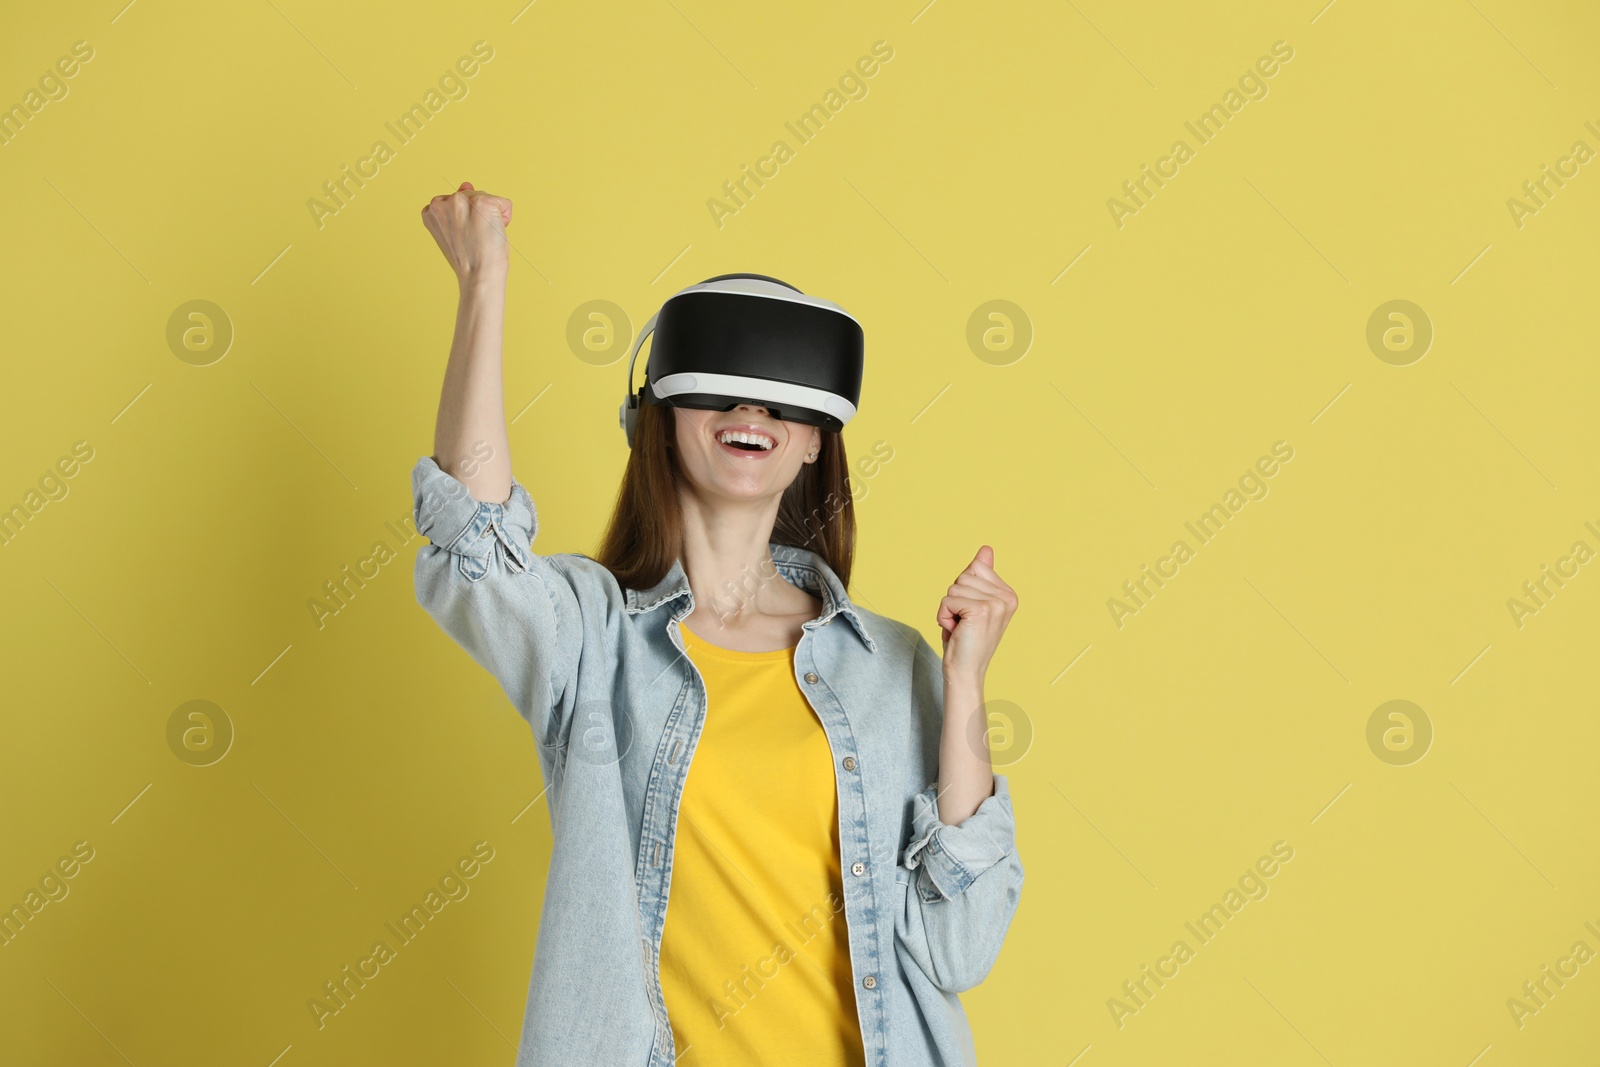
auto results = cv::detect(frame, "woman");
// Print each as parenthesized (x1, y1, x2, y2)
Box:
(412, 182, 1024, 1066)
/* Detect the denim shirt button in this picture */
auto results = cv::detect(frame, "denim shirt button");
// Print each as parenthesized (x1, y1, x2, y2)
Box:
(862, 975, 877, 989)
(842, 756, 856, 771)
(804, 671, 819, 684)
(850, 861, 865, 876)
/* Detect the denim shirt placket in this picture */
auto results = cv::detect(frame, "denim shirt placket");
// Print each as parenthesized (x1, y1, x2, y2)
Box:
(632, 567, 890, 1067)
(795, 605, 890, 1067)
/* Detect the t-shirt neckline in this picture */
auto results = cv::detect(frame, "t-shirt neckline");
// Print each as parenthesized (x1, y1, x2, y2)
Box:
(679, 619, 796, 662)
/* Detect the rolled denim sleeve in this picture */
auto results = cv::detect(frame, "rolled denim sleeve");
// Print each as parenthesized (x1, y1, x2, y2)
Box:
(411, 456, 583, 747)
(903, 775, 1019, 900)
(894, 634, 1024, 994)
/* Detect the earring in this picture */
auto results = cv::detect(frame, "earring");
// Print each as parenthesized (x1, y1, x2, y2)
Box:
(807, 450, 817, 461)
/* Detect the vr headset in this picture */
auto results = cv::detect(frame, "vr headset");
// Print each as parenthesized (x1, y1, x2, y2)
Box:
(619, 273, 864, 449)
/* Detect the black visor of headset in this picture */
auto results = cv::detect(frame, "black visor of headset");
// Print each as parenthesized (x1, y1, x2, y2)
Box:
(618, 274, 864, 449)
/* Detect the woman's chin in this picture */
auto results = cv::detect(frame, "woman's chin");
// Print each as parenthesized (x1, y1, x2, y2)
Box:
(693, 471, 795, 502)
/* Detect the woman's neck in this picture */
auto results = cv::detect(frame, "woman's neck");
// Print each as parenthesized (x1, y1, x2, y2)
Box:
(677, 490, 819, 635)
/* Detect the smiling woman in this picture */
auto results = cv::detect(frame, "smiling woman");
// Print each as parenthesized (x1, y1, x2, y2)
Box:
(598, 274, 867, 597)
(412, 192, 1023, 1066)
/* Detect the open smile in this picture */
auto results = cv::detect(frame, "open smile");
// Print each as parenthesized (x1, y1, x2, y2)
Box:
(713, 425, 778, 459)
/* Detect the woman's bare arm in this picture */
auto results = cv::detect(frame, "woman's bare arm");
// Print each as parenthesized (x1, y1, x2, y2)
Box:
(421, 181, 516, 504)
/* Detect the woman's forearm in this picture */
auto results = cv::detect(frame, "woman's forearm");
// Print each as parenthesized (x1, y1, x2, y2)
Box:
(432, 274, 513, 504)
(932, 547, 1017, 825)
(937, 669, 995, 825)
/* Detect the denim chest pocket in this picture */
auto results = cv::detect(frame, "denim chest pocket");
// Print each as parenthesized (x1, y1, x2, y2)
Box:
(904, 867, 944, 905)
(895, 856, 945, 905)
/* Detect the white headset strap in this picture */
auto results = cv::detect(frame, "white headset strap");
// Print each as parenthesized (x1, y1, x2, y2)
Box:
(624, 311, 660, 401)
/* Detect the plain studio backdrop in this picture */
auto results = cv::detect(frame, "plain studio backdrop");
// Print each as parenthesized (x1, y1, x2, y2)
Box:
(1, 0, 1597, 1064)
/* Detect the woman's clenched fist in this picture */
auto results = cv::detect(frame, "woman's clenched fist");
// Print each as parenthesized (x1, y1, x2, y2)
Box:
(936, 545, 1019, 682)
(421, 181, 513, 286)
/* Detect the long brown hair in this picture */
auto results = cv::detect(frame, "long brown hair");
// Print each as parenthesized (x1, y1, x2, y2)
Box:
(593, 398, 856, 592)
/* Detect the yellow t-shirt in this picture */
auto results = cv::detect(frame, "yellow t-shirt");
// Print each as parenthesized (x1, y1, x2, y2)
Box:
(660, 619, 866, 1067)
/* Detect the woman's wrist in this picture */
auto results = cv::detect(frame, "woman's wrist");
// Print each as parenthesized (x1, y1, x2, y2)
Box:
(942, 663, 986, 689)
(458, 269, 508, 300)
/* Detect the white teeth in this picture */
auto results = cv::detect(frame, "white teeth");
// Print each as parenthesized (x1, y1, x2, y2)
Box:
(717, 430, 774, 450)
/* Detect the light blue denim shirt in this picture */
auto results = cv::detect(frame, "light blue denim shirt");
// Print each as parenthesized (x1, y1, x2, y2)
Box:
(410, 455, 1023, 1066)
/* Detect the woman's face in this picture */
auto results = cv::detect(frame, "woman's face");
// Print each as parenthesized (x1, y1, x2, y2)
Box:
(672, 403, 821, 503)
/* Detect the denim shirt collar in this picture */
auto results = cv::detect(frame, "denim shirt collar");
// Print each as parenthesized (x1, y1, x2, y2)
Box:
(621, 542, 878, 654)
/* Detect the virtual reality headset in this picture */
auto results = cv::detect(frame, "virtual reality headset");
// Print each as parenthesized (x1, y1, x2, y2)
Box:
(619, 273, 864, 449)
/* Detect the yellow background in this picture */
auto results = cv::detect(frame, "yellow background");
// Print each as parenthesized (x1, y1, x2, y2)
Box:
(2, 0, 1598, 1063)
